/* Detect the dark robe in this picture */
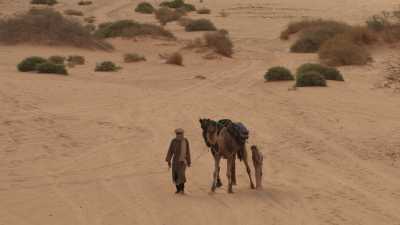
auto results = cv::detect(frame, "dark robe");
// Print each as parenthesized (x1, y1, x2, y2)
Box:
(165, 138, 191, 185)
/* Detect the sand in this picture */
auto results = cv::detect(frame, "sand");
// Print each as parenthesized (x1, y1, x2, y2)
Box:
(1, 0, 400, 225)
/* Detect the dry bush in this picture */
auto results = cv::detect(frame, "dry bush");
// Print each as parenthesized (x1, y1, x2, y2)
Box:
(31, 0, 57, 5)
(67, 55, 85, 66)
(124, 53, 146, 62)
(0, 8, 112, 50)
(185, 19, 217, 31)
(160, 0, 196, 12)
(95, 20, 174, 39)
(197, 8, 211, 14)
(319, 35, 372, 66)
(36, 62, 68, 75)
(64, 9, 84, 16)
(166, 52, 183, 66)
(95, 61, 121, 72)
(344, 26, 378, 45)
(155, 7, 184, 26)
(178, 17, 193, 27)
(290, 22, 351, 53)
(383, 55, 400, 91)
(280, 19, 350, 40)
(204, 30, 233, 57)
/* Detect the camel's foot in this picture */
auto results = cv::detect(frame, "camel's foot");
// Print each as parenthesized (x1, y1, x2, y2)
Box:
(228, 186, 234, 194)
(250, 183, 255, 189)
(232, 181, 237, 186)
(211, 185, 217, 192)
(216, 179, 223, 188)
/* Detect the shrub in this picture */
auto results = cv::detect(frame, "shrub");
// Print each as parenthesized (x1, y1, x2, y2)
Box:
(84, 16, 96, 24)
(297, 63, 344, 81)
(78, 1, 92, 6)
(67, 55, 85, 65)
(17, 56, 47, 72)
(64, 9, 84, 16)
(31, 0, 57, 5)
(48, 55, 66, 64)
(296, 71, 327, 87)
(319, 35, 371, 66)
(135, 2, 155, 14)
(124, 53, 146, 62)
(178, 17, 193, 27)
(197, 8, 211, 14)
(95, 61, 120, 72)
(185, 19, 217, 32)
(290, 24, 350, 53)
(159, 0, 195, 11)
(0, 8, 111, 50)
(95, 20, 174, 39)
(36, 62, 68, 75)
(366, 14, 390, 32)
(344, 26, 378, 45)
(155, 7, 184, 25)
(280, 19, 350, 40)
(85, 24, 96, 32)
(166, 52, 183, 65)
(264, 67, 294, 81)
(204, 30, 233, 57)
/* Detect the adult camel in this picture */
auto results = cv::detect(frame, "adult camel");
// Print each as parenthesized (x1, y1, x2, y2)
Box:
(199, 118, 255, 193)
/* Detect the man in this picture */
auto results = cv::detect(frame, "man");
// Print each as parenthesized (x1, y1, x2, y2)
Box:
(251, 145, 263, 189)
(165, 128, 191, 194)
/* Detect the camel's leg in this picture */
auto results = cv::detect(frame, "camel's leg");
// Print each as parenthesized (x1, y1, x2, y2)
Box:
(211, 146, 223, 188)
(226, 157, 234, 193)
(243, 147, 255, 189)
(231, 154, 237, 185)
(211, 155, 221, 192)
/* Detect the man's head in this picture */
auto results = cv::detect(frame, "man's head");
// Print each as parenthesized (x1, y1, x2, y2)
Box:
(175, 128, 184, 139)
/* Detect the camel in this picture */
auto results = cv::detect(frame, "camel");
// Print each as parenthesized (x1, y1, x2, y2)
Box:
(199, 118, 255, 193)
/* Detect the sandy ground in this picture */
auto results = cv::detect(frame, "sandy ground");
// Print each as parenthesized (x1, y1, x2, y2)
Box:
(1, 0, 400, 225)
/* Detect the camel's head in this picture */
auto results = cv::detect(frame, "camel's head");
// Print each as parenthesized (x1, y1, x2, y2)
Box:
(199, 118, 218, 146)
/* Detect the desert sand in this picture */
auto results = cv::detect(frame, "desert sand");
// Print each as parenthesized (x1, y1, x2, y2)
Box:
(1, 0, 400, 225)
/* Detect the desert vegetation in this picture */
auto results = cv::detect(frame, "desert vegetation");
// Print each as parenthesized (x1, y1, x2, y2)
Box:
(18, 56, 68, 75)
(95, 20, 174, 39)
(78, 1, 93, 6)
(31, 0, 58, 6)
(297, 63, 344, 81)
(197, 8, 211, 14)
(95, 61, 121, 72)
(67, 55, 85, 67)
(296, 71, 327, 87)
(124, 53, 146, 63)
(185, 19, 217, 32)
(64, 9, 84, 16)
(166, 52, 183, 66)
(155, 7, 184, 26)
(264, 67, 294, 81)
(0, 8, 112, 50)
(204, 30, 233, 57)
(160, 0, 196, 12)
(48, 55, 66, 65)
(135, 2, 155, 14)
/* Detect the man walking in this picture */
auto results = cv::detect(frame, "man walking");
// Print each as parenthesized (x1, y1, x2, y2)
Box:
(166, 128, 191, 194)
(251, 145, 263, 189)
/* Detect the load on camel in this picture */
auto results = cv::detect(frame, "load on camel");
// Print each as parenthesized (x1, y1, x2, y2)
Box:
(199, 118, 255, 193)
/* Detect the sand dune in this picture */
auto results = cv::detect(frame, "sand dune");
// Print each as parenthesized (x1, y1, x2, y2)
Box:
(1, 0, 400, 225)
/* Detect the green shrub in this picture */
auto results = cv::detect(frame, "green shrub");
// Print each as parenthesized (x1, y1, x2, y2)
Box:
(185, 19, 217, 31)
(17, 56, 47, 72)
(264, 67, 294, 81)
(166, 52, 183, 66)
(95, 20, 174, 39)
(319, 35, 371, 66)
(297, 63, 344, 81)
(36, 62, 68, 75)
(296, 71, 327, 87)
(64, 9, 84, 16)
(0, 8, 111, 50)
(95, 61, 120, 72)
(78, 1, 92, 5)
(31, 0, 57, 5)
(124, 53, 146, 62)
(135, 2, 155, 14)
(160, 0, 194, 11)
(204, 30, 233, 57)
(48, 55, 66, 64)
(67, 55, 85, 65)
(197, 8, 211, 14)
(154, 7, 184, 25)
